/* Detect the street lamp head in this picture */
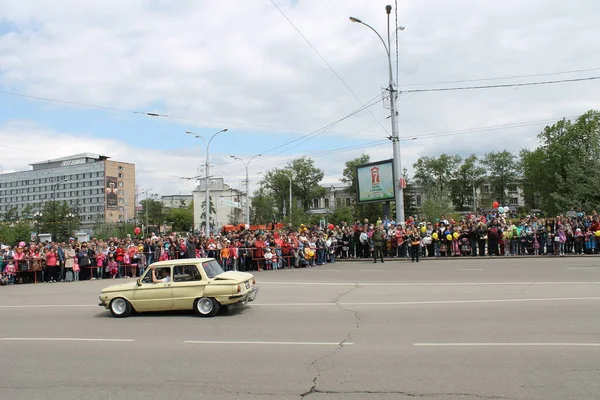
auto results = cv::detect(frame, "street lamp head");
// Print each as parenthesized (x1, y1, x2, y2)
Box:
(222, 129, 228, 132)
(185, 130, 192, 134)
(385, 5, 392, 14)
(349, 16, 361, 23)
(398, 26, 405, 31)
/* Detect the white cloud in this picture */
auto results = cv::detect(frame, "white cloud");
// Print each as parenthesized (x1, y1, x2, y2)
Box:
(0, 0, 599, 191)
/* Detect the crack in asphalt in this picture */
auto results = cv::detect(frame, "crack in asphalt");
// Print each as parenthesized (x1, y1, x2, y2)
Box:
(300, 283, 361, 398)
(303, 389, 520, 399)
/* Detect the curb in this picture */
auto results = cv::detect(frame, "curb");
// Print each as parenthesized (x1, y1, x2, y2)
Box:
(335, 254, 600, 262)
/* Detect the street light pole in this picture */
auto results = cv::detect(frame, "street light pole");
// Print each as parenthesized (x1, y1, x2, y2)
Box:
(230, 154, 262, 226)
(186, 129, 228, 236)
(33, 211, 42, 243)
(350, 5, 405, 226)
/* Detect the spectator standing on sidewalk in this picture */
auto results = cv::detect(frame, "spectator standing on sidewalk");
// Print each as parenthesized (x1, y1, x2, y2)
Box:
(372, 225, 385, 263)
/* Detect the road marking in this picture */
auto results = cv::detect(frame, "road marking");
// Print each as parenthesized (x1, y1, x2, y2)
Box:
(567, 267, 600, 270)
(362, 269, 385, 272)
(1, 338, 135, 342)
(308, 269, 341, 272)
(456, 269, 484, 271)
(259, 281, 600, 286)
(252, 297, 600, 307)
(0, 304, 97, 309)
(414, 343, 600, 347)
(183, 340, 352, 346)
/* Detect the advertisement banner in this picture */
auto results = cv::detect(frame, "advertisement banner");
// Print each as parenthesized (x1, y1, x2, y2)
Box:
(106, 176, 118, 210)
(356, 159, 395, 203)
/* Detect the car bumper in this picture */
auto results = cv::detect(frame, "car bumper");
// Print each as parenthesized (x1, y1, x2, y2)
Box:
(229, 287, 259, 306)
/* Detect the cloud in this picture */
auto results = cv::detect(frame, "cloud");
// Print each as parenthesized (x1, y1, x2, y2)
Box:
(0, 0, 599, 191)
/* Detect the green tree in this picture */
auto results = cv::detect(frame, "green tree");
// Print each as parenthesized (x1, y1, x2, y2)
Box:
(328, 205, 355, 226)
(340, 153, 370, 199)
(413, 154, 462, 192)
(166, 207, 194, 232)
(40, 201, 80, 242)
(199, 197, 216, 228)
(520, 110, 600, 213)
(139, 197, 165, 226)
(0, 221, 33, 245)
(250, 187, 275, 224)
(3, 206, 19, 223)
(402, 168, 418, 219)
(481, 150, 519, 205)
(263, 157, 325, 213)
(421, 187, 453, 222)
(449, 154, 486, 211)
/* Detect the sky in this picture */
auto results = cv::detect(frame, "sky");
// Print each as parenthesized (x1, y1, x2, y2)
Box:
(1, 0, 599, 201)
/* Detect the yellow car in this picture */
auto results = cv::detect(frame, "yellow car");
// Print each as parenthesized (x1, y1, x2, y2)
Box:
(98, 258, 258, 318)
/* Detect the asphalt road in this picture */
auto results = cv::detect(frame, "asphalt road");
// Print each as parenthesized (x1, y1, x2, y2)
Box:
(1, 257, 600, 400)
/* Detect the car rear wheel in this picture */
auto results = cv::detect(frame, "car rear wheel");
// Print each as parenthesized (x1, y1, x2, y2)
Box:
(194, 297, 220, 318)
(109, 297, 132, 318)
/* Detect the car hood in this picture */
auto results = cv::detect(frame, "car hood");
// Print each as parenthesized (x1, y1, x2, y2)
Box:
(101, 281, 137, 293)
(214, 271, 254, 282)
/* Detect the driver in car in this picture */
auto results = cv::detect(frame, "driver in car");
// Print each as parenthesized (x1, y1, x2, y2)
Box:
(150, 266, 171, 283)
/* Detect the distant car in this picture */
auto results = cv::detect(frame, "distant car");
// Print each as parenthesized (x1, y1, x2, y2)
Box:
(98, 258, 258, 318)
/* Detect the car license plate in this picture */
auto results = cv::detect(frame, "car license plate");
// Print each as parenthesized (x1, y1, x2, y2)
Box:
(245, 281, 250, 289)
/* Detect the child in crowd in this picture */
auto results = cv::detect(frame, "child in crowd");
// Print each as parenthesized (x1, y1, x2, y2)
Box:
(73, 260, 80, 282)
(264, 248, 273, 270)
(5, 260, 16, 285)
(108, 255, 119, 279)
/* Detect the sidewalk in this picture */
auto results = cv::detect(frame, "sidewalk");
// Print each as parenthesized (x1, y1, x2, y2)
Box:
(337, 254, 600, 262)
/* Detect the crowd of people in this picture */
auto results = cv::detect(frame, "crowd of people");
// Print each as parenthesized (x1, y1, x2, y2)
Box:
(1, 210, 600, 284)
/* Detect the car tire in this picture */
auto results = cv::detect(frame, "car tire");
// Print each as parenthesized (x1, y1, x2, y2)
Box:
(194, 297, 220, 318)
(109, 297, 132, 318)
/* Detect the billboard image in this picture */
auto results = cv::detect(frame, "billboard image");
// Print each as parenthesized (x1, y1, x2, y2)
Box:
(356, 159, 396, 203)
(106, 176, 118, 210)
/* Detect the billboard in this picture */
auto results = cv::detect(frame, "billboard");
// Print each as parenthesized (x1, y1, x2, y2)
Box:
(106, 176, 118, 210)
(356, 159, 396, 203)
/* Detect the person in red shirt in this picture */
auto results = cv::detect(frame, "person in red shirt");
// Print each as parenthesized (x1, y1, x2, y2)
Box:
(115, 245, 125, 278)
(253, 235, 265, 272)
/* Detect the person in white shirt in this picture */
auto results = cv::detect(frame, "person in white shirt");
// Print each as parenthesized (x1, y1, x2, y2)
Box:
(150, 266, 171, 283)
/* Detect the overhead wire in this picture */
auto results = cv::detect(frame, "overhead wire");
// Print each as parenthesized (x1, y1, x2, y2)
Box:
(400, 67, 600, 87)
(403, 76, 600, 93)
(269, 0, 390, 135)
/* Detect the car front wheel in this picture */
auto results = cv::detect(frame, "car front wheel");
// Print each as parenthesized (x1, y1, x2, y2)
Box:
(194, 297, 220, 318)
(109, 297, 132, 318)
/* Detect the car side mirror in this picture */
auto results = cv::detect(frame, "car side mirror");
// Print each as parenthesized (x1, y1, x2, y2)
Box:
(136, 279, 142, 286)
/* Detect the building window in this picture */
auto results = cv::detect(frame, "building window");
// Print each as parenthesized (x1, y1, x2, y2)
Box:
(118, 166, 123, 171)
(118, 182, 123, 187)
(510, 198, 518, 205)
(336, 198, 342, 207)
(119, 198, 124, 204)
(416, 195, 422, 206)
(118, 173, 123, 178)
(324, 198, 330, 208)
(312, 198, 319, 208)
(345, 198, 351, 207)
(118, 190, 124, 195)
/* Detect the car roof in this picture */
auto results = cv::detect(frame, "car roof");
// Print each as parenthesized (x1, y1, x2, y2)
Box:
(150, 258, 215, 267)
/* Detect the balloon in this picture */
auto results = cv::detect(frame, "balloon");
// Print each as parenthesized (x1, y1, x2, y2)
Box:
(327, 223, 334, 230)
(453, 232, 459, 239)
(596, 230, 600, 237)
(503, 206, 510, 212)
(446, 234, 453, 241)
(432, 232, 438, 240)
(244, 224, 250, 230)
(498, 207, 504, 213)
(421, 226, 426, 233)
(18, 241, 26, 248)
(492, 201, 499, 208)
(134, 227, 141, 235)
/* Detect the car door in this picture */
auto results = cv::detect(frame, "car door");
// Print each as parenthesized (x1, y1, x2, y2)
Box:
(133, 266, 173, 311)
(171, 264, 205, 310)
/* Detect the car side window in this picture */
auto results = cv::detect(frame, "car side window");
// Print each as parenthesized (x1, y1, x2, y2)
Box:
(174, 265, 202, 282)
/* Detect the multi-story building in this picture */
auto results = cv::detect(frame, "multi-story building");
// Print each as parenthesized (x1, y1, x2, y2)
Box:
(192, 178, 243, 232)
(0, 153, 135, 231)
(306, 184, 355, 215)
(161, 194, 193, 210)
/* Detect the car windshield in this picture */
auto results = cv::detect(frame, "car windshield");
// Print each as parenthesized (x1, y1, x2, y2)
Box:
(202, 260, 225, 278)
